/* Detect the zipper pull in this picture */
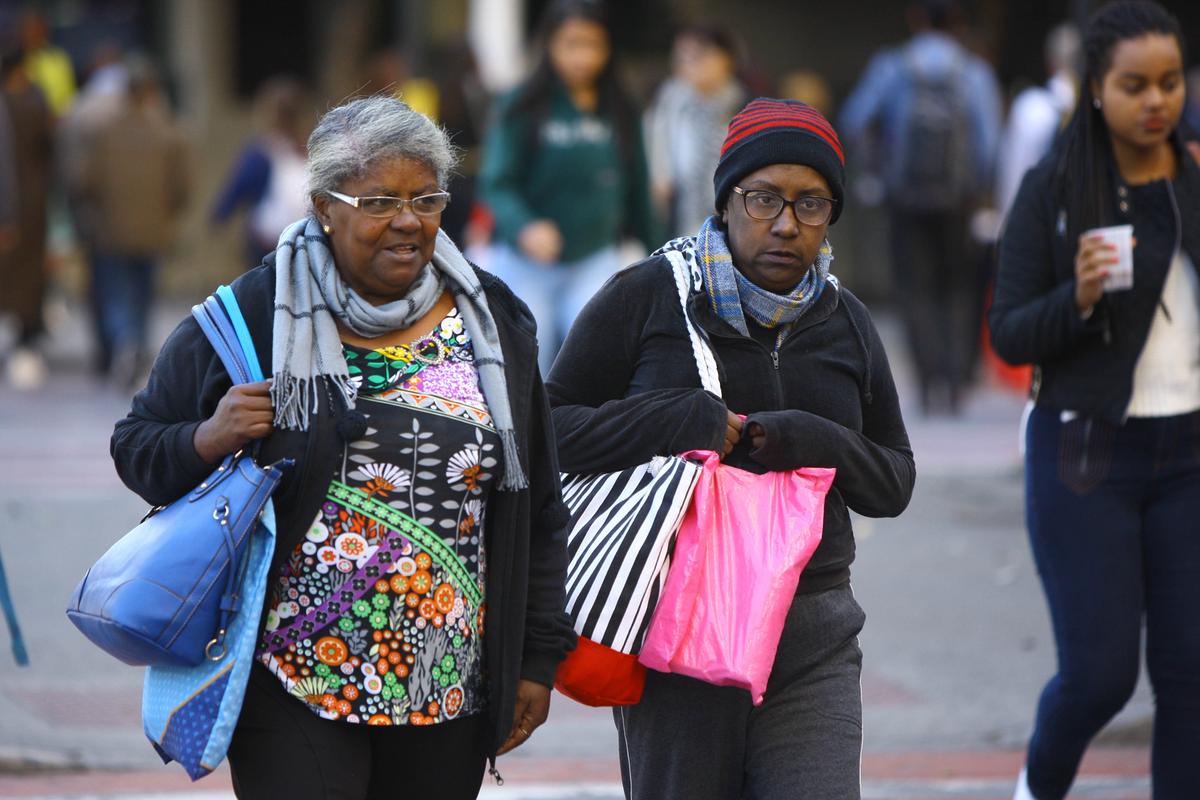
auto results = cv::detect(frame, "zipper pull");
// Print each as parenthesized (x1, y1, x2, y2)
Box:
(771, 350, 780, 370)
(488, 764, 504, 786)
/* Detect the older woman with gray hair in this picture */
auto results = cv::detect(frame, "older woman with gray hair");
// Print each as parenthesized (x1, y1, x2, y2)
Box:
(111, 96, 575, 798)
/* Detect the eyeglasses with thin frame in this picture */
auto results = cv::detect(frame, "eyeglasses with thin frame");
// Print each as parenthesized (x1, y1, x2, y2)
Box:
(731, 186, 837, 226)
(326, 190, 451, 218)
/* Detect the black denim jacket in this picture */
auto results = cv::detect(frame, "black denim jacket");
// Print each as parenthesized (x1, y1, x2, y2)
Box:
(990, 139, 1200, 423)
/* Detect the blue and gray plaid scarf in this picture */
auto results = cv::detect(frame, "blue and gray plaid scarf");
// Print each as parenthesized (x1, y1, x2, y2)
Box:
(695, 216, 832, 349)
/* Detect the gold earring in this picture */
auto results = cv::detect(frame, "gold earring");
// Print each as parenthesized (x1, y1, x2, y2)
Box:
(323, 224, 332, 235)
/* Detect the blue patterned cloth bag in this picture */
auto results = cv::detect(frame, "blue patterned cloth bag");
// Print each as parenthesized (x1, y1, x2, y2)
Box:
(142, 501, 274, 779)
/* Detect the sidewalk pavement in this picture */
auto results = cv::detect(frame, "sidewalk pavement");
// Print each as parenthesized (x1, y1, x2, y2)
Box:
(0, 749, 1153, 799)
(0, 300, 1153, 799)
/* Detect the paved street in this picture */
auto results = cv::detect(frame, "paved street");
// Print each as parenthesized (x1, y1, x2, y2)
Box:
(0, 301, 1153, 799)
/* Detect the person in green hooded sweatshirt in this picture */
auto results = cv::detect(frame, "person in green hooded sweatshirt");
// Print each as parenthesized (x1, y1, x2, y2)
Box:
(479, 0, 659, 374)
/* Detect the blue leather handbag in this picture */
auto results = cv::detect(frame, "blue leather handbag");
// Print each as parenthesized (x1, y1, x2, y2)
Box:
(67, 286, 291, 667)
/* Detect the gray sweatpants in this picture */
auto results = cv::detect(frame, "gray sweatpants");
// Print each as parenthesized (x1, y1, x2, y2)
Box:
(615, 583, 866, 800)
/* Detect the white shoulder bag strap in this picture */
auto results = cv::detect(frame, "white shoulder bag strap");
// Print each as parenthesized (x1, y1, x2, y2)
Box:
(664, 249, 723, 398)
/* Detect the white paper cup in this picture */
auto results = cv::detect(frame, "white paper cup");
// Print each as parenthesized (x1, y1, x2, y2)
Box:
(1085, 224, 1134, 292)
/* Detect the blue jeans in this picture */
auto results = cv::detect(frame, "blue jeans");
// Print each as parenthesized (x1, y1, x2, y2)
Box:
(90, 251, 155, 370)
(1024, 406, 1200, 799)
(485, 244, 621, 375)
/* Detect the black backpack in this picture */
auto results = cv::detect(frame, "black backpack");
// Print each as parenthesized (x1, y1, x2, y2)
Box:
(886, 47, 975, 213)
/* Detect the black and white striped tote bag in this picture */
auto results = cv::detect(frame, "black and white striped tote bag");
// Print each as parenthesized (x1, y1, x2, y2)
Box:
(561, 249, 721, 655)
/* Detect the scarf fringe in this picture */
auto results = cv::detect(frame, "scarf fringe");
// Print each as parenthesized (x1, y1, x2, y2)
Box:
(271, 372, 355, 432)
(271, 371, 310, 431)
(499, 429, 528, 491)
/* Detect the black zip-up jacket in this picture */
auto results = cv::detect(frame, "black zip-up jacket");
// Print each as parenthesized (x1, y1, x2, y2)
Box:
(110, 259, 576, 757)
(989, 140, 1200, 422)
(547, 255, 915, 594)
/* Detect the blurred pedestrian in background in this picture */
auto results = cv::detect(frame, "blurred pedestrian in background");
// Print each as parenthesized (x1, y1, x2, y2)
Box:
(0, 91, 15, 248)
(988, 3, 1200, 798)
(0, 39, 53, 390)
(550, 98, 914, 800)
(778, 69, 834, 117)
(210, 76, 314, 266)
(840, 0, 1001, 415)
(18, 9, 75, 119)
(360, 48, 439, 121)
(645, 23, 746, 238)
(1184, 65, 1200, 135)
(982, 23, 1081, 396)
(74, 56, 190, 386)
(995, 24, 1082, 224)
(111, 95, 574, 798)
(429, 39, 491, 250)
(60, 44, 129, 253)
(479, 0, 658, 374)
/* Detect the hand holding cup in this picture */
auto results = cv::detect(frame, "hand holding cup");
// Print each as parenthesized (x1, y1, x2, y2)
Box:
(1076, 224, 1134, 313)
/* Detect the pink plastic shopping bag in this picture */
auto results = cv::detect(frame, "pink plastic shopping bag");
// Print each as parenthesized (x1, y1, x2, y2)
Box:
(638, 450, 835, 704)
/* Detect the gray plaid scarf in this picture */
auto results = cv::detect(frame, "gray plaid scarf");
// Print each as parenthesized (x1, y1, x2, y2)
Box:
(696, 215, 832, 338)
(271, 216, 527, 490)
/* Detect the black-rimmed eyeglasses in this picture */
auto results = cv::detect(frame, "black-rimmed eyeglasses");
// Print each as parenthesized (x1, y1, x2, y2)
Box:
(731, 186, 837, 226)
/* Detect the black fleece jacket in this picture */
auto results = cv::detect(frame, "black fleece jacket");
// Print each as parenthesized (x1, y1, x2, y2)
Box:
(990, 140, 1200, 422)
(110, 258, 576, 756)
(547, 254, 915, 593)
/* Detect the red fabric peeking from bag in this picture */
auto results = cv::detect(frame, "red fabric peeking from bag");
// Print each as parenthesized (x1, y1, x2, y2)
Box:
(555, 635, 646, 706)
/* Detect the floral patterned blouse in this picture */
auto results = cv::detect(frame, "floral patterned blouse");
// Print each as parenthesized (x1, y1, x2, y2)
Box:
(256, 308, 498, 726)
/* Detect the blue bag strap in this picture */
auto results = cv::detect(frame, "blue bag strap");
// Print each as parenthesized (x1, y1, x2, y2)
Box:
(187, 289, 273, 660)
(191, 300, 253, 386)
(215, 284, 265, 382)
(0, 545, 29, 666)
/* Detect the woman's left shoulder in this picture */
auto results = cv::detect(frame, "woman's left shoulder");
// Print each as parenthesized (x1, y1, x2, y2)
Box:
(831, 281, 874, 326)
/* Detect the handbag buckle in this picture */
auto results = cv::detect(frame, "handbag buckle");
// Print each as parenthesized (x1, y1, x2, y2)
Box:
(212, 500, 230, 523)
(205, 631, 227, 661)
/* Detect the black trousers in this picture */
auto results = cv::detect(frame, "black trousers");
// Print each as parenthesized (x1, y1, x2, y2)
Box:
(228, 662, 490, 799)
(889, 208, 976, 410)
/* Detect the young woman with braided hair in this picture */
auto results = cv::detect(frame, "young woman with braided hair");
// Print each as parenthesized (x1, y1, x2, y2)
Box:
(990, 2, 1200, 797)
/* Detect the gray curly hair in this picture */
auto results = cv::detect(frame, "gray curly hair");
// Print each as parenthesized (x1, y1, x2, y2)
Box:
(306, 95, 458, 200)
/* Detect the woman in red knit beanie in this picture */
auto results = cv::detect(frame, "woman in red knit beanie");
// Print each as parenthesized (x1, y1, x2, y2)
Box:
(548, 98, 915, 799)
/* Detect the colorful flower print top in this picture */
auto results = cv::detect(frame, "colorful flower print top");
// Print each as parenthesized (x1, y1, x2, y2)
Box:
(257, 308, 498, 727)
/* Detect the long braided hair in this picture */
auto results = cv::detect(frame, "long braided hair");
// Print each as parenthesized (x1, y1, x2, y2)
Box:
(1053, 0, 1185, 240)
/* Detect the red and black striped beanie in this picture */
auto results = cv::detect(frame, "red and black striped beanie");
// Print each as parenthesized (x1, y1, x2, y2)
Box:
(713, 98, 846, 223)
